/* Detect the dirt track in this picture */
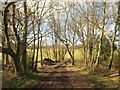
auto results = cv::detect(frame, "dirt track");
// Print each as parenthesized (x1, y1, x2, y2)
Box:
(31, 63, 96, 89)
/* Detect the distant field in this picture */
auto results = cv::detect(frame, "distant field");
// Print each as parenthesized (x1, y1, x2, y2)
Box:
(27, 48, 84, 61)
(0, 48, 84, 62)
(65, 49, 84, 60)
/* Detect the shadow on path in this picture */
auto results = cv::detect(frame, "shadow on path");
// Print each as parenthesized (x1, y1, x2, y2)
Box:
(31, 65, 96, 89)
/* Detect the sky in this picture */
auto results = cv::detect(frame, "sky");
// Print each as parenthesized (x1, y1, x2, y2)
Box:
(0, 0, 119, 46)
(0, 0, 4, 2)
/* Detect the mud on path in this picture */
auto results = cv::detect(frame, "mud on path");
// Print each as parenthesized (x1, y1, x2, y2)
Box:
(31, 64, 96, 89)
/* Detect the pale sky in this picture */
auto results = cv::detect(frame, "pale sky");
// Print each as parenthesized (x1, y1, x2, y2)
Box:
(0, 0, 4, 3)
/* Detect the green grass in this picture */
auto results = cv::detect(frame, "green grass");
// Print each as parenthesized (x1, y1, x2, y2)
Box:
(65, 49, 83, 60)
(78, 66, 119, 89)
(27, 48, 84, 61)
(74, 49, 84, 60)
(90, 70, 118, 89)
(0, 48, 84, 62)
(66, 60, 119, 89)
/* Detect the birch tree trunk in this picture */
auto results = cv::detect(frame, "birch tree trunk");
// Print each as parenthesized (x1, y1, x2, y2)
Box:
(108, 16, 118, 69)
(95, 2, 106, 67)
(89, 2, 95, 66)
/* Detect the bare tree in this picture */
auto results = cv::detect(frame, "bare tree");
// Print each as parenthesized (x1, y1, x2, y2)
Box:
(31, 10, 36, 71)
(34, 1, 51, 71)
(95, 2, 106, 67)
(1, 2, 23, 76)
(108, 14, 118, 69)
(22, 1, 28, 72)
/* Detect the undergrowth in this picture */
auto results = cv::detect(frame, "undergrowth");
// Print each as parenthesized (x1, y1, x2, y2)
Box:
(2, 71, 46, 88)
(79, 65, 119, 89)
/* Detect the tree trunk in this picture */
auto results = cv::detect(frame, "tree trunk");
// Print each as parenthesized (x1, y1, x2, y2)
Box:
(22, 2, 28, 72)
(72, 45, 75, 65)
(58, 47, 61, 61)
(82, 30, 87, 66)
(1, 47, 23, 76)
(95, 2, 106, 67)
(83, 43, 87, 66)
(60, 46, 67, 61)
(86, 2, 89, 66)
(35, 10, 40, 71)
(89, 2, 95, 66)
(4, 2, 12, 48)
(54, 34, 58, 62)
(31, 12, 35, 71)
(2, 2, 23, 76)
(89, 42, 93, 66)
(72, 32, 75, 65)
(6, 54, 9, 66)
(31, 52, 35, 71)
(12, 4, 21, 62)
(2, 32, 6, 66)
(13, 55, 23, 76)
(35, 44, 39, 72)
(108, 16, 118, 69)
(40, 35, 43, 66)
(2, 54, 6, 66)
(66, 44, 74, 65)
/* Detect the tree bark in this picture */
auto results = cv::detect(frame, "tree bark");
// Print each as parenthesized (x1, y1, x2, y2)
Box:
(31, 13, 35, 71)
(0, 47, 23, 75)
(22, 2, 28, 72)
(40, 35, 43, 66)
(66, 44, 74, 65)
(2, 32, 6, 66)
(12, 4, 21, 61)
(2, 2, 23, 76)
(34, 24, 40, 71)
(89, 2, 95, 66)
(108, 16, 118, 69)
(35, 5, 40, 71)
(95, 2, 106, 67)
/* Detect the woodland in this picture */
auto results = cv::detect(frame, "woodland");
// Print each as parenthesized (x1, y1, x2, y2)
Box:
(0, 0, 120, 89)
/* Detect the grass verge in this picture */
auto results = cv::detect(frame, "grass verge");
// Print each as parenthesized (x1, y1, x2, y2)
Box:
(2, 71, 46, 88)
(79, 65, 119, 89)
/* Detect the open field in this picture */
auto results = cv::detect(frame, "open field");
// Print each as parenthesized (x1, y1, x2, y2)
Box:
(27, 48, 84, 61)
